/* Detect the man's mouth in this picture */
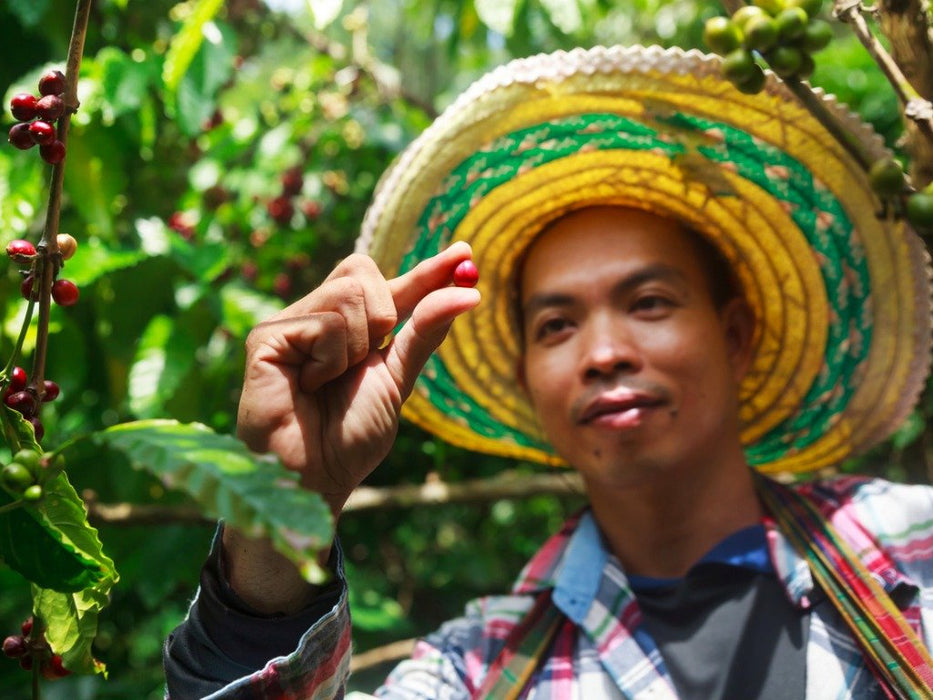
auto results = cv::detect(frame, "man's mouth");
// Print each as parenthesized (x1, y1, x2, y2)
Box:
(577, 389, 666, 426)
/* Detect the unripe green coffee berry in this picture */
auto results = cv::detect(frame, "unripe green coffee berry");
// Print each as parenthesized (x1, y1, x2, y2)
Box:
(733, 5, 768, 30)
(801, 20, 833, 52)
(723, 49, 759, 83)
(753, 0, 788, 14)
(906, 191, 933, 229)
(786, 0, 822, 16)
(766, 46, 806, 78)
(775, 7, 808, 41)
(796, 52, 816, 81)
(2, 463, 35, 492)
(12, 450, 40, 474)
(735, 65, 768, 94)
(743, 16, 779, 52)
(868, 159, 905, 196)
(22, 484, 43, 502)
(703, 16, 743, 55)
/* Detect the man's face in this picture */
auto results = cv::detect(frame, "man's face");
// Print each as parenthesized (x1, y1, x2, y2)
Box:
(518, 206, 752, 489)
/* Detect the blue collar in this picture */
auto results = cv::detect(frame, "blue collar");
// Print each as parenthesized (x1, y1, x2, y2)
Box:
(552, 512, 773, 622)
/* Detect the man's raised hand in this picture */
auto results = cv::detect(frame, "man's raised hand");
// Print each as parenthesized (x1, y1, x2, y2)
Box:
(236, 241, 480, 515)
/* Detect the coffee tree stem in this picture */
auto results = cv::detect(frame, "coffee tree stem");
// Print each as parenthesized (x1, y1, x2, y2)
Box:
(31, 0, 92, 399)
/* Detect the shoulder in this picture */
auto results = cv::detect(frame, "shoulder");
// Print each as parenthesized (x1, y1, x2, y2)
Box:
(794, 475, 933, 570)
(418, 592, 537, 661)
(795, 474, 933, 530)
(377, 593, 536, 699)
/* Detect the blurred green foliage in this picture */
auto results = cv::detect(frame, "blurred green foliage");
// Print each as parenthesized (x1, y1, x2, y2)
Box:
(0, 0, 919, 696)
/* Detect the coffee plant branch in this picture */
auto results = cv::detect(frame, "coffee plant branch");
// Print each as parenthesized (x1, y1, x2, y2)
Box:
(833, 0, 933, 143)
(31, 0, 92, 397)
(83, 471, 585, 526)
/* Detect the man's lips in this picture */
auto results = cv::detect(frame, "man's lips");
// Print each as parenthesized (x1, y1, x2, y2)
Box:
(577, 389, 666, 425)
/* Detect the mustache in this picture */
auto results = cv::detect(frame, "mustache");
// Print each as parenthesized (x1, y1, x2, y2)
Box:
(570, 378, 673, 422)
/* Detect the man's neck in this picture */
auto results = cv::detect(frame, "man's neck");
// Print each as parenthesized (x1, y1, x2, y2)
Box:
(582, 457, 762, 580)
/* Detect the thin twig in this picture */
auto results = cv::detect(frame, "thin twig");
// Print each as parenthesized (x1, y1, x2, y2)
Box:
(833, 0, 933, 142)
(0, 500, 26, 516)
(350, 637, 417, 673)
(84, 471, 585, 526)
(780, 78, 879, 171)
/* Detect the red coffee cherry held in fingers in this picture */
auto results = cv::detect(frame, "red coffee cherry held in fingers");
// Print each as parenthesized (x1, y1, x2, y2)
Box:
(6, 239, 36, 258)
(42, 380, 60, 401)
(453, 260, 479, 288)
(28, 120, 56, 146)
(40, 140, 66, 164)
(10, 93, 37, 121)
(2, 635, 27, 658)
(6, 390, 37, 417)
(35, 95, 64, 122)
(8, 123, 35, 150)
(38, 70, 66, 97)
(51, 279, 79, 306)
(10, 367, 28, 392)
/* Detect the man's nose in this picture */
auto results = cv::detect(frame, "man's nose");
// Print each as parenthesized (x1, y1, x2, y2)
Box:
(578, 315, 641, 380)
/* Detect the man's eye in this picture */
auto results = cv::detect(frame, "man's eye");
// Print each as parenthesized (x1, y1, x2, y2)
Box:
(535, 318, 570, 340)
(632, 295, 674, 314)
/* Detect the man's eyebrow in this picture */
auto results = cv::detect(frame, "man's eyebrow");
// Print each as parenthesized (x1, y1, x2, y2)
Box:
(521, 263, 688, 317)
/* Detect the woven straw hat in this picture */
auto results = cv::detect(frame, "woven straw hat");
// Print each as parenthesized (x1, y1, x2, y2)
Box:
(356, 45, 932, 476)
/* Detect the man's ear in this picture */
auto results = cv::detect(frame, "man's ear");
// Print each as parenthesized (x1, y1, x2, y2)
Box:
(721, 298, 756, 382)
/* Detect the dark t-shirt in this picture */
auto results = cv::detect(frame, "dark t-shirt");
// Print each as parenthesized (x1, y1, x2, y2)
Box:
(630, 524, 809, 699)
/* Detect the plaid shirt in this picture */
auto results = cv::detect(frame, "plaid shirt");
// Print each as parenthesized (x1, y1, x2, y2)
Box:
(197, 476, 933, 699)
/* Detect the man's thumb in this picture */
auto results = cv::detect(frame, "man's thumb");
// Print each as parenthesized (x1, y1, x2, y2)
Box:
(386, 286, 480, 399)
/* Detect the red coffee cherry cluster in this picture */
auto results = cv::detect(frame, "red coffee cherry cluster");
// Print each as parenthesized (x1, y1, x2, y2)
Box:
(7, 234, 81, 308)
(3, 365, 61, 441)
(267, 167, 303, 226)
(7, 70, 68, 164)
(2, 617, 70, 680)
(266, 167, 323, 227)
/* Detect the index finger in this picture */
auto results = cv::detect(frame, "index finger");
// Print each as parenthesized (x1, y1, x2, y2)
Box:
(387, 241, 473, 321)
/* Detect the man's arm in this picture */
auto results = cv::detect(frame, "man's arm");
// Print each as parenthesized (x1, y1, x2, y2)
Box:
(163, 528, 349, 698)
(164, 243, 480, 693)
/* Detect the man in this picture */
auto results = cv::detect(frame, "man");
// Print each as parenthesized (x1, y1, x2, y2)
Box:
(165, 46, 933, 698)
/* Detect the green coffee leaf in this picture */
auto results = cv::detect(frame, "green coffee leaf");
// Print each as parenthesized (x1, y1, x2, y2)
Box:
(128, 315, 199, 418)
(307, 0, 344, 30)
(220, 283, 284, 337)
(0, 470, 106, 592)
(162, 0, 225, 94)
(31, 474, 117, 676)
(475, 0, 523, 36)
(62, 420, 333, 583)
(2, 405, 40, 453)
(6, 0, 51, 28)
(540, 0, 583, 33)
(173, 21, 236, 135)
